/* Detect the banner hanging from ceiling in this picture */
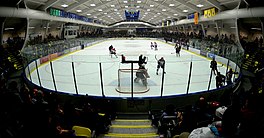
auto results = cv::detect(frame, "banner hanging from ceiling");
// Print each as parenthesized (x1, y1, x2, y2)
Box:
(125, 10, 140, 20)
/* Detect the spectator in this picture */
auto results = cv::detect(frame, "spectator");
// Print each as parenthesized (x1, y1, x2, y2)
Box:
(222, 95, 241, 138)
(226, 69, 234, 85)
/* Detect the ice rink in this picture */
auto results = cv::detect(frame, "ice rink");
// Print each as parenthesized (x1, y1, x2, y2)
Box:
(28, 39, 229, 98)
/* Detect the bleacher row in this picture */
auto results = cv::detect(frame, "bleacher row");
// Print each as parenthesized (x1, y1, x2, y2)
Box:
(0, 81, 116, 138)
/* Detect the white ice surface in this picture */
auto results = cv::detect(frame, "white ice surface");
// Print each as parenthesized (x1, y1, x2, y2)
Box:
(29, 39, 227, 98)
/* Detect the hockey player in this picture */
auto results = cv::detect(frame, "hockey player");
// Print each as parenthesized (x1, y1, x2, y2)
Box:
(110, 47, 118, 58)
(150, 42, 154, 49)
(154, 42, 158, 50)
(109, 45, 113, 53)
(216, 72, 225, 88)
(175, 44, 181, 57)
(226, 68, 238, 85)
(156, 57, 166, 75)
(210, 58, 218, 75)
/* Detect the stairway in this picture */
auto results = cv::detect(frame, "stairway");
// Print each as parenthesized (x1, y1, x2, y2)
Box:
(242, 54, 255, 71)
(7, 51, 23, 70)
(101, 113, 159, 138)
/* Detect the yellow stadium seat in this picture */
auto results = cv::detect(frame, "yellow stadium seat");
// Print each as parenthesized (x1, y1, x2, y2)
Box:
(72, 126, 94, 138)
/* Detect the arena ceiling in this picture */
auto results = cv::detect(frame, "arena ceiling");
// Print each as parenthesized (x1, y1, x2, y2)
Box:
(2, 0, 242, 26)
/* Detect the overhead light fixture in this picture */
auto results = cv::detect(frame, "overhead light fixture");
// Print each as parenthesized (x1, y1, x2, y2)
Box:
(162, 9, 166, 11)
(169, 4, 175, 7)
(167, 16, 171, 18)
(183, 10, 188, 12)
(196, 4, 204, 8)
(157, 12, 161, 15)
(108, 15, 111, 17)
(125, 6, 128, 8)
(104, 12, 107, 14)
(154, 15, 157, 17)
(61, 4, 68, 8)
(117, 12, 120, 14)
(90, 4, 96, 6)
(87, 13, 91, 15)
(137, 1, 142, 3)
(145, 12, 148, 14)
(110, 5, 115, 7)
(114, 9, 118, 11)
(147, 9, 150, 11)
(124, 1, 128, 3)
(98, 9, 103, 11)
(76, 10, 82, 12)
(174, 13, 178, 16)
(136, 6, 140, 8)
(94, 16, 97, 18)
(150, 5, 154, 7)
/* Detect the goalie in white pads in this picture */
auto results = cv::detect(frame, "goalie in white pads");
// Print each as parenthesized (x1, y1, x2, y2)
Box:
(134, 65, 150, 86)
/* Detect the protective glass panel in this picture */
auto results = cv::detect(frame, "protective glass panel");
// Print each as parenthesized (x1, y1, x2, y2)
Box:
(102, 61, 120, 97)
(29, 60, 41, 86)
(162, 54, 191, 96)
(51, 60, 76, 94)
(74, 60, 100, 96)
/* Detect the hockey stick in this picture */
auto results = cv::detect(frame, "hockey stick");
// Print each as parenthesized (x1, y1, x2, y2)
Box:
(217, 64, 224, 67)
(155, 55, 158, 61)
(145, 56, 148, 63)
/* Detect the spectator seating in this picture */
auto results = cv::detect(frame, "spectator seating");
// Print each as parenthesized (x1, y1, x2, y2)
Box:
(72, 126, 95, 138)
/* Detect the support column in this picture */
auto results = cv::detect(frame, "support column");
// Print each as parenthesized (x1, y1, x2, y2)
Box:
(0, 17, 6, 45)
(78, 24, 83, 37)
(59, 23, 64, 39)
(44, 21, 50, 40)
(201, 24, 206, 37)
(21, 18, 29, 51)
(235, 19, 243, 46)
(190, 24, 194, 32)
(182, 25, 186, 34)
(260, 18, 264, 40)
(215, 21, 220, 37)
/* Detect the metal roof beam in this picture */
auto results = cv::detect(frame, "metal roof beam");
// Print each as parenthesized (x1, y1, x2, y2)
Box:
(65, 0, 90, 12)
(175, 0, 202, 13)
(80, 1, 114, 15)
(206, 0, 225, 11)
(40, 0, 60, 11)
(151, 0, 186, 16)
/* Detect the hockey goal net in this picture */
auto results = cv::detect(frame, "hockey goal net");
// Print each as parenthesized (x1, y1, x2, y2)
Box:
(116, 69, 150, 94)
